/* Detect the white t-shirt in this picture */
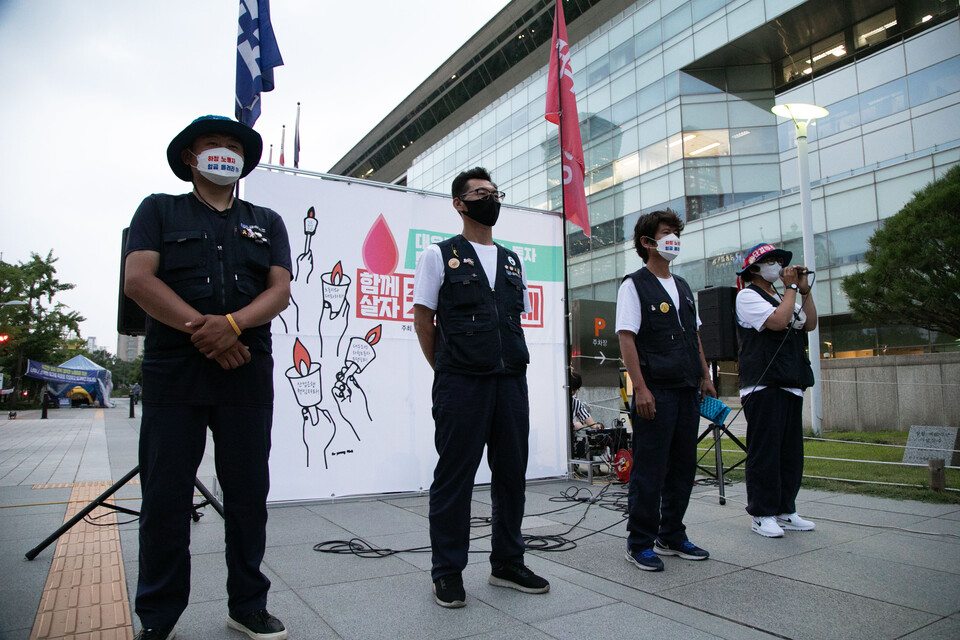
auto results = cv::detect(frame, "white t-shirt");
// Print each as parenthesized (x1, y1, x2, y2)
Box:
(736, 287, 807, 398)
(615, 271, 701, 334)
(412, 242, 532, 313)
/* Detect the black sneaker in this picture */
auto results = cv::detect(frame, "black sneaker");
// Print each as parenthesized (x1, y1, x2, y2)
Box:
(654, 538, 710, 561)
(227, 609, 287, 640)
(134, 627, 175, 640)
(625, 547, 664, 571)
(433, 574, 466, 608)
(489, 562, 550, 593)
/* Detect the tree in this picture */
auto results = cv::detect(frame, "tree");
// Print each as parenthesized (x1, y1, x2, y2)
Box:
(0, 252, 85, 404)
(842, 165, 960, 338)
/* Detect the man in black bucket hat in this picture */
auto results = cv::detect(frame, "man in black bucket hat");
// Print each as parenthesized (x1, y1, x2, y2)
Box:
(124, 115, 292, 640)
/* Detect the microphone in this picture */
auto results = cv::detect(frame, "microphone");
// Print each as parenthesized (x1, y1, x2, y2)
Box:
(778, 267, 815, 276)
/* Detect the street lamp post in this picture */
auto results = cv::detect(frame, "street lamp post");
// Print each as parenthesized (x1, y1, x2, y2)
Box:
(771, 103, 828, 436)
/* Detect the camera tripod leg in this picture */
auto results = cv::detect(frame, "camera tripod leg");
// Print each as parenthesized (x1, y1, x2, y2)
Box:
(713, 423, 726, 505)
(25, 466, 142, 560)
(26, 466, 225, 560)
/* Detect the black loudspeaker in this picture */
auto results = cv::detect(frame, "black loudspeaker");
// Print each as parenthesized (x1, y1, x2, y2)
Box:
(698, 286, 738, 361)
(117, 227, 147, 336)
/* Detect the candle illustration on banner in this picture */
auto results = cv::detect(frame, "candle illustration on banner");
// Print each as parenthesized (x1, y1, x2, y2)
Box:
(321, 260, 351, 318)
(303, 206, 318, 254)
(286, 338, 322, 425)
(333, 325, 382, 401)
(362, 213, 399, 275)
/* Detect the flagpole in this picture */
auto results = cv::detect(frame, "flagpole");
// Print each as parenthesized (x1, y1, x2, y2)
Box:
(294, 102, 301, 169)
(555, 35, 576, 470)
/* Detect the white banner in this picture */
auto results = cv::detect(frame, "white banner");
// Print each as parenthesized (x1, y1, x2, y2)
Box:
(244, 169, 568, 502)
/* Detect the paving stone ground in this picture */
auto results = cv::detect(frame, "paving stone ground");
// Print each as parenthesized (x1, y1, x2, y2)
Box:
(2, 406, 958, 640)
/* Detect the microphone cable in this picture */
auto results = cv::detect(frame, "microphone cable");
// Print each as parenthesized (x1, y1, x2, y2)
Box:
(313, 484, 631, 558)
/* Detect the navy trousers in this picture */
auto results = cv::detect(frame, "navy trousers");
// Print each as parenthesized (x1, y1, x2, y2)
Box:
(135, 403, 273, 628)
(743, 387, 804, 517)
(429, 373, 529, 581)
(626, 387, 699, 550)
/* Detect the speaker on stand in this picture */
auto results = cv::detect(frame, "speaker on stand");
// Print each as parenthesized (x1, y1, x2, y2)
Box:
(118, 227, 147, 336)
(695, 285, 744, 504)
(697, 285, 738, 362)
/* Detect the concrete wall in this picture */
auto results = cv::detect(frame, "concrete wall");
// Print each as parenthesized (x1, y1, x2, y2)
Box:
(817, 352, 960, 432)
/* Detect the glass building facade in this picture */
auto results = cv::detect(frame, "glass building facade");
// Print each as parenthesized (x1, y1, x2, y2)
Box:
(336, 0, 960, 360)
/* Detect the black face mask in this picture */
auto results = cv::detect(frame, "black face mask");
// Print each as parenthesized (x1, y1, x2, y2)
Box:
(461, 196, 501, 226)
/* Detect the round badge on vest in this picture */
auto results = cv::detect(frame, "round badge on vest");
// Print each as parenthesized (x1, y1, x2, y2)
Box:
(659, 302, 670, 313)
(448, 258, 460, 269)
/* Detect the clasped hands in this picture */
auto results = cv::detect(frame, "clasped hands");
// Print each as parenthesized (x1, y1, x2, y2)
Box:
(187, 315, 251, 370)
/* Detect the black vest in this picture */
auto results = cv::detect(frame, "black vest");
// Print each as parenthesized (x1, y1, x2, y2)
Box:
(626, 268, 701, 389)
(148, 194, 275, 356)
(737, 284, 815, 390)
(433, 235, 529, 376)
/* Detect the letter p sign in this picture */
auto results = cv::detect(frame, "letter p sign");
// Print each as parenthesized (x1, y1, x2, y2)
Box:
(594, 317, 605, 337)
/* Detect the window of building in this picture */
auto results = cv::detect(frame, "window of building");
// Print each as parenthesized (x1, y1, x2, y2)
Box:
(683, 129, 730, 157)
(692, 0, 726, 23)
(672, 259, 706, 291)
(828, 221, 878, 267)
(635, 23, 662, 58)
(859, 77, 908, 123)
(662, 4, 692, 41)
(729, 126, 778, 155)
(907, 55, 960, 106)
(855, 8, 898, 50)
(813, 94, 859, 140)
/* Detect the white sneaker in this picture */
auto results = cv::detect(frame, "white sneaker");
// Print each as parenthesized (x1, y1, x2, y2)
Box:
(751, 516, 784, 538)
(776, 512, 815, 531)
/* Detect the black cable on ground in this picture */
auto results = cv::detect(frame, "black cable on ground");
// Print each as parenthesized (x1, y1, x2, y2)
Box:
(313, 483, 631, 559)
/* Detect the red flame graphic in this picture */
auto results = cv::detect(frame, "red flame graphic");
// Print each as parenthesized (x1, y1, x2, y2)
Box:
(331, 260, 343, 285)
(307, 206, 315, 219)
(362, 214, 399, 275)
(293, 338, 312, 376)
(365, 325, 382, 346)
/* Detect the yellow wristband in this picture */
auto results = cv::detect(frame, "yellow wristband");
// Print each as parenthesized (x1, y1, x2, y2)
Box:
(225, 313, 242, 336)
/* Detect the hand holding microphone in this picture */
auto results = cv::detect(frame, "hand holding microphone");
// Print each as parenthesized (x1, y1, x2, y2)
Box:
(780, 265, 813, 293)
(780, 265, 801, 287)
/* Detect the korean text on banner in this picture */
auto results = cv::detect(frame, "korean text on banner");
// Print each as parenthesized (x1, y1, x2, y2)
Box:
(544, 0, 590, 237)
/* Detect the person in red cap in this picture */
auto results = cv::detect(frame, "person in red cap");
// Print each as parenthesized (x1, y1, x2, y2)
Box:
(124, 115, 291, 640)
(735, 243, 817, 538)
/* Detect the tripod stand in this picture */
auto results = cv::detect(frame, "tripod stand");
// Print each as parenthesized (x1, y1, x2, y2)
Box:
(25, 465, 223, 560)
(697, 421, 746, 505)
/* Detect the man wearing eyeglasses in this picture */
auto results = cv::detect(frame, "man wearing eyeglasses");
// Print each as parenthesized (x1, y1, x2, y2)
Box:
(413, 167, 550, 609)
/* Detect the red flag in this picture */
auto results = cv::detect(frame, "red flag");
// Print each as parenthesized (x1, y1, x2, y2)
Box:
(279, 124, 286, 166)
(545, 0, 590, 237)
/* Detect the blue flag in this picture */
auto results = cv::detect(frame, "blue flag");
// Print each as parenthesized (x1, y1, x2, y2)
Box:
(235, 0, 284, 127)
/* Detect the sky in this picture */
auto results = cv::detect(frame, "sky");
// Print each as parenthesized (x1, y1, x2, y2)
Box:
(0, 0, 513, 354)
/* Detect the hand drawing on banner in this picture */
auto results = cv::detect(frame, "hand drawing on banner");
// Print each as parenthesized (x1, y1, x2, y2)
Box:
(333, 324, 381, 422)
(285, 338, 333, 467)
(319, 260, 351, 358)
(278, 206, 317, 333)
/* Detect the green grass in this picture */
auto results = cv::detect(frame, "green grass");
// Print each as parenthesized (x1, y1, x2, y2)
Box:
(698, 430, 960, 505)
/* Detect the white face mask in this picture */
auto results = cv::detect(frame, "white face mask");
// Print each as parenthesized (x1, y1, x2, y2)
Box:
(649, 233, 680, 262)
(757, 262, 782, 283)
(192, 148, 244, 185)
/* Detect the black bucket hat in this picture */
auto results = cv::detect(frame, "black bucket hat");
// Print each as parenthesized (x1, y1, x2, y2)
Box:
(167, 115, 263, 181)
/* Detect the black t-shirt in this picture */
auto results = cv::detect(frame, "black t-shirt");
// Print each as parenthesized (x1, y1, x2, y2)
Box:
(125, 192, 292, 405)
